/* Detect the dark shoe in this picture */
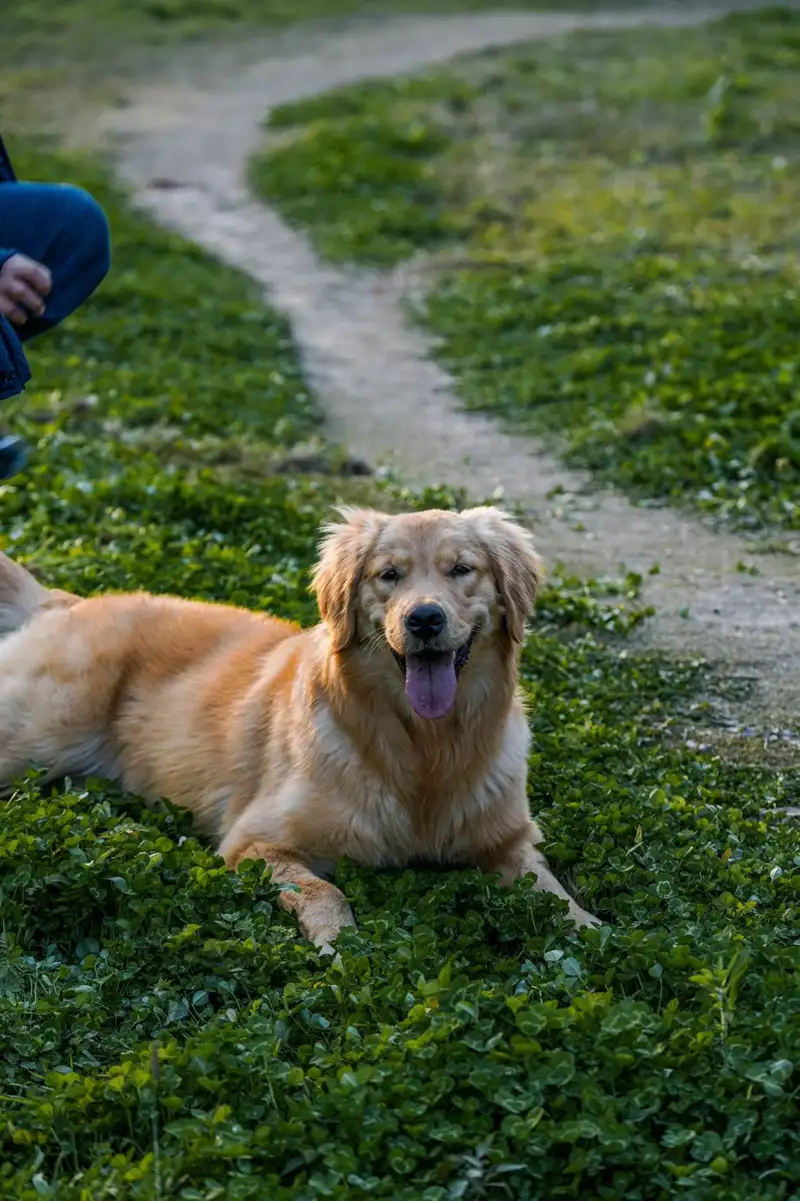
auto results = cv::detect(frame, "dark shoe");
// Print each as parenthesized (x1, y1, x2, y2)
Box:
(0, 435, 28, 480)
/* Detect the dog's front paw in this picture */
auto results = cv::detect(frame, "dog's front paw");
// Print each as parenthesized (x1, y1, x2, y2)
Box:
(567, 901, 602, 929)
(302, 906, 357, 955)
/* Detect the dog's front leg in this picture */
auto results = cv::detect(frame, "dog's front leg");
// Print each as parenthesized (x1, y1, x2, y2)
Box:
(223, 840, 356, 954)
(476, 824, 600, 929)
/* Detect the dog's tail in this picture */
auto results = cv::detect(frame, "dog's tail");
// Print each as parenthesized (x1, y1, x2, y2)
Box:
(0, 552, 77, 636)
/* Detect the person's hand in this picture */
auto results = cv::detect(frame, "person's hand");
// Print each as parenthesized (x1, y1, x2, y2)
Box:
(0, 253, 52, 326)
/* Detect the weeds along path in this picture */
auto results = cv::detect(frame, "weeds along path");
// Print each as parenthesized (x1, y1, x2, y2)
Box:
(94, 4, 800, 726)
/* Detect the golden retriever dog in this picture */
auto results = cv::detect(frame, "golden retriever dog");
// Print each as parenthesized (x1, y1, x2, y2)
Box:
(0, 506, 598, 951)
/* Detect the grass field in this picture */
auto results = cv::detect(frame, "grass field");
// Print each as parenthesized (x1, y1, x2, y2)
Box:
(0, 0, 667, 69)
(0, 145, 798, 1200)
(252, 7, 800, 538)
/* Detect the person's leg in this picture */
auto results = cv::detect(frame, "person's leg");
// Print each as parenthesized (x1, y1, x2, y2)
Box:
(0, 182, 110, 477)
(0, 182, 110, 342)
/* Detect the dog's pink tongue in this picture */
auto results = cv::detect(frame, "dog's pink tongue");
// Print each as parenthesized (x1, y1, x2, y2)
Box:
(405, 652, 457, 719)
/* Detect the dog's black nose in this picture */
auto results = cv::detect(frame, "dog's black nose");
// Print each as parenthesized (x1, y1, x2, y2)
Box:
(406, 603, 447, 640)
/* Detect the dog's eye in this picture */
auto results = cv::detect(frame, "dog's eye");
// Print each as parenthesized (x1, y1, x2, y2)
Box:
(450, 563, 473, 577)
(379, 567, 400, 583)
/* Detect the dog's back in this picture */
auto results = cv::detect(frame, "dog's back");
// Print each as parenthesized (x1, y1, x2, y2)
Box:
(0, 552, 77, 636)
(0, 554, 302, 822)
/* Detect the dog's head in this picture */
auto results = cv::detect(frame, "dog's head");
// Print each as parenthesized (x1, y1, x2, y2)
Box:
(312, 506, 542, 720)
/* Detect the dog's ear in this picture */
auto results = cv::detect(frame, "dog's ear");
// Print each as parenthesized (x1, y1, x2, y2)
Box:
(311, 508, 386, 652)
(462, 507, 543, 644)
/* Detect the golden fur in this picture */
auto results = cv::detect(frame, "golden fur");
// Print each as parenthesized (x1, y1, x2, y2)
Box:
(0, 506, 597, 950)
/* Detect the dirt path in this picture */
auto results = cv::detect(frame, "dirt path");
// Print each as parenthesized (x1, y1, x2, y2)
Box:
(91, 5, 800, 728)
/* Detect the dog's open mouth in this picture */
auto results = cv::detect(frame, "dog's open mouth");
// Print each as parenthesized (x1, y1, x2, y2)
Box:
(391, 633, 475, 720)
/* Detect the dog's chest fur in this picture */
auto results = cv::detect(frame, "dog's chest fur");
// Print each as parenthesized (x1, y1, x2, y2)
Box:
(304, 700, 530, 869)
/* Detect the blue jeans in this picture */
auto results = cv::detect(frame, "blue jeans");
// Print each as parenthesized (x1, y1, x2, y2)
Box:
(0, 181, 110, 476)
(0, 181, 111, 344)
